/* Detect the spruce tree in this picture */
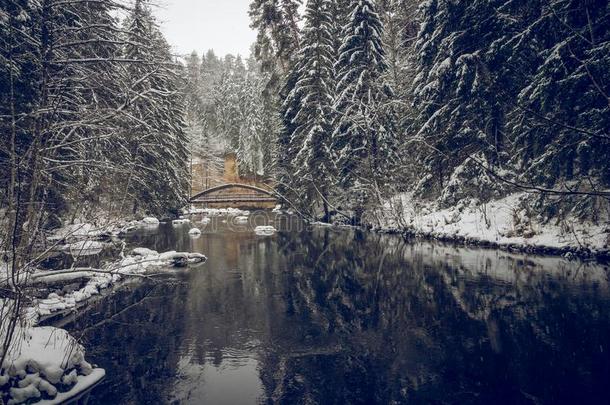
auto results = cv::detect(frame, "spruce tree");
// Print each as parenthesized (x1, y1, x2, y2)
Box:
(289, 0, 336, 218)
(276, 57, 305, 201)
(332, 0, 394, 221)
(249, 0, 302, 73)
(509, 0, 610, 189)
(412, 0, 517, 204)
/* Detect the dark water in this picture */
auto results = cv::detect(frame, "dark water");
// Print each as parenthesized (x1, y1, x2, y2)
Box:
(62, 214, 610, 404)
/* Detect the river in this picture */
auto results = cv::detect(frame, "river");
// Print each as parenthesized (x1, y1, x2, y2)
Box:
(61, 213, 610, 404)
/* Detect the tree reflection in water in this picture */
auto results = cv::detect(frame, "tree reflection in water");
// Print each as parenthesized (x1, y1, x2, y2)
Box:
(63, 222, 610, 404)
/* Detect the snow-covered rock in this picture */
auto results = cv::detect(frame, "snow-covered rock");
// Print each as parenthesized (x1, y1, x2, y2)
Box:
(187, 253, 207, 264)
(118, 222, 139, 234)
(1, 326, 105, 405)
(172, 219, 190, 225)
(48, 223, 107, 242)
(158, 251, 180, 261)
(61, 240, 106, 256)
(234, 216, 249, 224)
(142, 217, 160, 225)
(38, 295, 70, 315)
(188, 227, 202, 236)
(9, 384, 41, 404)
(254, 226, 277, 236)
(184, 207, 205, 214)
(196, 208, 250, 217)
(132, 247, 158, 257)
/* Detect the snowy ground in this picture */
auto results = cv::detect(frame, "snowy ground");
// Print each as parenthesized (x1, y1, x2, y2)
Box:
(1, 326, 104, 404)
(1, 216, 208, 404)
(368, 192, 609, 257)
(183, 207, 251, 217)
(1, 246, 207, 404)
(31, 247, 206, 319)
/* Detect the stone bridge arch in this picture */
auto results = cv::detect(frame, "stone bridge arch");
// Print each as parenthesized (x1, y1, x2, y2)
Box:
(190, 183, 278, 209)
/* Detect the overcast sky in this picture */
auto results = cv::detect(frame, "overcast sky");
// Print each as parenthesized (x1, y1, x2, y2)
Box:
(155, 0, 257, 58)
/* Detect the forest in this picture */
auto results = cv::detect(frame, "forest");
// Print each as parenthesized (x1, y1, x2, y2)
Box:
(2, 0, 609, 235)
(185, 0, 610, 229)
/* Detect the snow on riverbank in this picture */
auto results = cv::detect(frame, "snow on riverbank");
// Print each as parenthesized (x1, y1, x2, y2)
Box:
(184, 207, 250, 217)
(254, 226, 277, 236)
(47, 217, 153, 240)
(47, 216, 175, 244)
(1, 326, 104, 404)
(31, 248, 207, 318)
(2, 214, 212, 404)
(48, 223, 112, 242)
(1, 244, 207, 403)
(370, 192, 609, 257)
(59, 240, 106, 256)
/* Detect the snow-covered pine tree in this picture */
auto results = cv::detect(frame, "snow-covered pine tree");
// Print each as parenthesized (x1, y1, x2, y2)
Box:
(237, 74, 262, 175)
(0, 0, 42, 198)
(258, 78, 282, 177)
(184, 51, 209, 162)
(236, 61, 280, 178)
(235, 55, 247, 78)
(332, 0, 395, 221)
(201, 49, 222, 86)
(185, 51, 204, 122)
(277, 57, 305, 201)
(378, 0, 418, 101)
(248, 0, 302, 74)
(212, 60, 242, 151)
(0, 0, 135, 219)
(412, 0, 518, 205)
(508, 0, 610, 192)
(328, 0, 351, 153)
(123, 0, 189, 216)
(378, 0, 421, 191)
(289, 0, 336, 218)
(329, 0, 352, 57)
(249, 0, 304, 199)
(198, 49, 223, 152)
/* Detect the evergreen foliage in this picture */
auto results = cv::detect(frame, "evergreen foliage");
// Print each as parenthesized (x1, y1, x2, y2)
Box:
(122, 0, 189, 215)
(183, 49, 279, 179)
(246, 0, 608, 222)
(410, 0, 609, 207)
(332, 0, 397, 220)
(286, 0, 336, 217)
(509, 0, 609, 188)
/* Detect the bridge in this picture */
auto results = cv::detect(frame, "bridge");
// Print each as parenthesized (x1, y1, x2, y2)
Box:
(190, 182, 278, 209)
(189, 152, 279, 209)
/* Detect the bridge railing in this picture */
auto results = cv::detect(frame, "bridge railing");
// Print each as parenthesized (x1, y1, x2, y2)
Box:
(190, 183, 278, 201)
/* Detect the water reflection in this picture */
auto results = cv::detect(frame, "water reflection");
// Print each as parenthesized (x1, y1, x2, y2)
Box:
(63, 218, 610, 404)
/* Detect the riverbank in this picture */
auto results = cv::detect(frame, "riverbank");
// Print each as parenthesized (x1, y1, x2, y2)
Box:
(363, 192, 609, 261)
(1, 216, 208, 405)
